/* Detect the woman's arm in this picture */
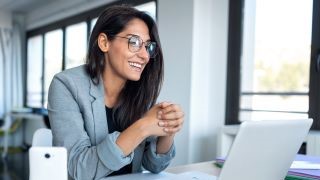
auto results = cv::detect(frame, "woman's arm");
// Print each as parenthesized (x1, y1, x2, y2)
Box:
(141, 102, 184, 173)
(116, 104, 168, 156)
(49, 75, 134, 180)
(156, 103, 184, 154)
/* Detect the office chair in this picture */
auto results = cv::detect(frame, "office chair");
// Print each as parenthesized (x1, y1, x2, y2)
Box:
(31, 128, 52, 147)
(29, 128, 68, 180)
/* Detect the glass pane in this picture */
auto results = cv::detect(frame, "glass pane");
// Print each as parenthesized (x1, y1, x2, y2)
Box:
(239, 111, 308, 121)
(27, 35, 43, 107)
(135, 2, 156, 21)
(44, 29, 63, 107)
(66, 22, 87, 69)
(240, 0, 313, 121)
(241, 95, 308, 113)
(91, 18, 97, 32)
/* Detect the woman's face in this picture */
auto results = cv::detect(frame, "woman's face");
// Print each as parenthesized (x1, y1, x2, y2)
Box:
(104, 18, 151, 82)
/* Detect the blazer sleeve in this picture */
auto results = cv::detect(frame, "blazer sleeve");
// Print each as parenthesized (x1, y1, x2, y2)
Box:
(48, 75, 134, 180)
(142, 136, 176, 173)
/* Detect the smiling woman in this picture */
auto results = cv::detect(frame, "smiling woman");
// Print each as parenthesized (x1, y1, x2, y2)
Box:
(47, 4, 184, 180)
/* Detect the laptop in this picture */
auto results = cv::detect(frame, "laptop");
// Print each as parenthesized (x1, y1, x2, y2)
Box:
(29, 147, 68, 180)
(216, 118, 313, 180)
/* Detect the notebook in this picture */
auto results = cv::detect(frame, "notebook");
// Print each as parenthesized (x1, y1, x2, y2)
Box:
(29, 147, 68, 180)
(216, 119, 313, 180)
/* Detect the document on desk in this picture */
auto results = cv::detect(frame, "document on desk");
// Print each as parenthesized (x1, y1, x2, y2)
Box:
(290, 161, 320, 170)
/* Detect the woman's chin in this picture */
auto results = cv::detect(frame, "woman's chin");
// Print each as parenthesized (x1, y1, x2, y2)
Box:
(128, 75, 141, 81)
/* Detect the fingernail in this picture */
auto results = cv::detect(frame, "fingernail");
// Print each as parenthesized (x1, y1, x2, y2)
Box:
(164, 128, 169, 132)
(158, 111, 163, 115)
(159, 121, 164, 126)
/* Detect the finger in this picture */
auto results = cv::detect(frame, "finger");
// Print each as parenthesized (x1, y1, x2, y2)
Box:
(159, 118, 184, 127)
(159, 102, 172, 109)
(163, 125, 182, 134)
(161, 104, 181, 114)
(158, 111, 184, 120)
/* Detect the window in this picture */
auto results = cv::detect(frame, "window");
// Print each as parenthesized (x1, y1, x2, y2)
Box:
(44, 30, 63, 107)
(65, 22, 87, 69)
(90, 18, 97, 32)
(25, 0, 157, 108)
(135, 1, 156, 20)
(27, 35, 43, 107)
(226, 0, 320, 129)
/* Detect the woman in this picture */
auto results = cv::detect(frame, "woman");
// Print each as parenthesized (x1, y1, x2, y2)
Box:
(48, 5, 184, 180)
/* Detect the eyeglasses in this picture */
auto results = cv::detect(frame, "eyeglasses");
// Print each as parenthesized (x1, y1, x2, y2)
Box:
(113, 35, 158, 58)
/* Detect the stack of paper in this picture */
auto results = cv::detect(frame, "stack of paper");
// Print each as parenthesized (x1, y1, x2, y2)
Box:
(287, 154, 320, 180)
(215, 154, 320, 180)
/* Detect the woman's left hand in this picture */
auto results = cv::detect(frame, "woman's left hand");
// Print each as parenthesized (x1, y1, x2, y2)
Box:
(157, 102, 184, 135)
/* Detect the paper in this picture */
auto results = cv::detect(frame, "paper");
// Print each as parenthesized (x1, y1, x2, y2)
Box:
(290, 161, 320, 170)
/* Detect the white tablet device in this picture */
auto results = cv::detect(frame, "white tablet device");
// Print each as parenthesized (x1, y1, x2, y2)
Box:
(29, 147, 68, 180)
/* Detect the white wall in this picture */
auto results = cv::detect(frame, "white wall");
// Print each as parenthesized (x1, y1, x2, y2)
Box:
(157, 0, 194, 166)
(158, 0, 229, 165)
(188, 0, 229, 163)
(24, 0, 230, 166)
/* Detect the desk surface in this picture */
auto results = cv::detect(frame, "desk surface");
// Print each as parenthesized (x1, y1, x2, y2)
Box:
(166, 161, 220, 176)
(105, 161, 220, 180)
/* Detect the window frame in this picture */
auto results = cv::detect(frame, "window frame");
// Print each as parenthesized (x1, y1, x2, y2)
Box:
(24, 0, 158, 109)
(225, 0, 320, 130)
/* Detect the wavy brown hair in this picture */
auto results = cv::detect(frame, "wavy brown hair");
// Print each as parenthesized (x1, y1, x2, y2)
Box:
(86, 5, 164, 131)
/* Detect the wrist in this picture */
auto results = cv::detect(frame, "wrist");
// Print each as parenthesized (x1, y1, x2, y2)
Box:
(135, 118, 150, 138)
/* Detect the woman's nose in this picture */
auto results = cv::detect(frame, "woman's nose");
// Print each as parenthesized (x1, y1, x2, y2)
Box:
(137, 45, 150, 61)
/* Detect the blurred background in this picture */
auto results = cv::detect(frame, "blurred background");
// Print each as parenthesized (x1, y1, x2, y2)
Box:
(0, 0, 320, 179)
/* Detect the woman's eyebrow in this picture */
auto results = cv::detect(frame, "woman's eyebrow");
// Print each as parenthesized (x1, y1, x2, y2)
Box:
(126, 33, 151, 41)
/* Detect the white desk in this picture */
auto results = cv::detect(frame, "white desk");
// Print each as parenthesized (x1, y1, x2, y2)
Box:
(166, 161, 220, 176)
(104, 161, 220, 180)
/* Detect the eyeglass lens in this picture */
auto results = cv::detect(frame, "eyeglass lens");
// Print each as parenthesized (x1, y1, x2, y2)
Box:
(128, 36, 157, 58)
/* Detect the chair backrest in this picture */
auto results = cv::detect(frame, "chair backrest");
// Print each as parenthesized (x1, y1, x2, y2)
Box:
(32, 128, 52, 147)
(29, 128, 68, 180)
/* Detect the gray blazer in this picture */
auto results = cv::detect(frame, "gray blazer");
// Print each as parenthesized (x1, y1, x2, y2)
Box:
(48, 65, 175, 180)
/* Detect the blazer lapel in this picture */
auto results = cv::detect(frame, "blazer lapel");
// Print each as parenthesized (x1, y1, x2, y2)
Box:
(89, 78, 108, 145)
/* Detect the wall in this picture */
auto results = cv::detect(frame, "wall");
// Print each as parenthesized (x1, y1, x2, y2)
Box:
(158, 0, 229, 165)
(157, 0, 194, 166)
(188, 0, 229, 163)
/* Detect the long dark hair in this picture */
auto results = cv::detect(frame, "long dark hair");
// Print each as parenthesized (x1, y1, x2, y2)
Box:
(86, 5, 164, 130)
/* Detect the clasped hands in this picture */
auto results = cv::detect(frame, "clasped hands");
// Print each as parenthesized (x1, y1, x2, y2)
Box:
(142, 102, 184, 137)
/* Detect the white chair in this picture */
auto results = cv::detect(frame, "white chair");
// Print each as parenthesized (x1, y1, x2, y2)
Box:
(29, 128, 68, 180)
(32, 128, 52, 147)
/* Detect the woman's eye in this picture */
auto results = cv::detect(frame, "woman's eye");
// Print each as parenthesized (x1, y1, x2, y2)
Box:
(129, 40, 139, 46)
(129, 37, 141, 47)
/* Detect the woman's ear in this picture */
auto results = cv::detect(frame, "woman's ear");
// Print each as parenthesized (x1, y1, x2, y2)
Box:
(98, 33, 109, 52)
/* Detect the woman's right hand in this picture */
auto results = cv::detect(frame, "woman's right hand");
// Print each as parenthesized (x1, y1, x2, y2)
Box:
(139, 104, 167, 137)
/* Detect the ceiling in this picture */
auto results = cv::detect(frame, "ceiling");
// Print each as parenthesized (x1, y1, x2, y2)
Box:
(0, 0, 59, 13)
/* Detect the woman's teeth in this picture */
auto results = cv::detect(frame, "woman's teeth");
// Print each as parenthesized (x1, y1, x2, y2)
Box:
(129, 62, 142, 69)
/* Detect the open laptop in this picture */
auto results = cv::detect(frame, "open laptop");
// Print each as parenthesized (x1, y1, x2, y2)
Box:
(215, 118, 313, 180)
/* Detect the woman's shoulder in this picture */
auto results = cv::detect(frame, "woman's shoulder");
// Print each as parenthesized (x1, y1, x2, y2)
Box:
(52, 65, 92, 87)
(54, 65, 89, 80)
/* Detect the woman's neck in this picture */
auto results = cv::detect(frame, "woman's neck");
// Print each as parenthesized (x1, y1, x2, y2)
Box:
(103, 69, 126, 108)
